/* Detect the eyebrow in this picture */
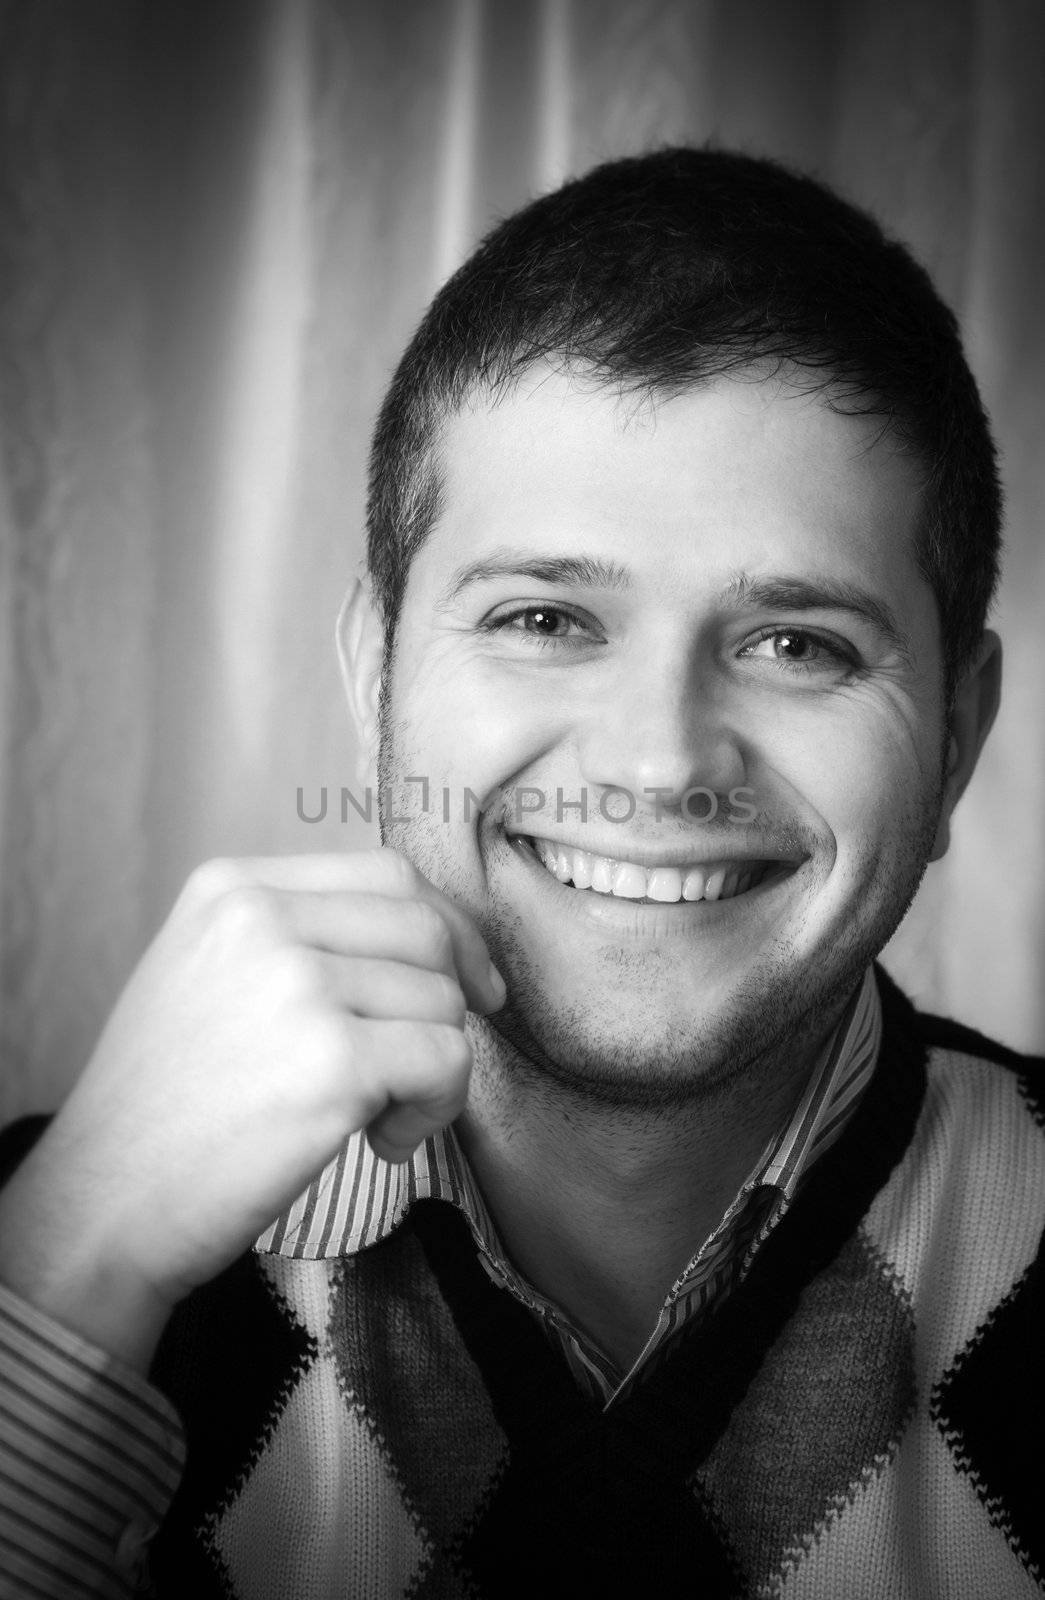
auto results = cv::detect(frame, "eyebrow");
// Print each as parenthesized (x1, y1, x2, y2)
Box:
(436, 551, 631, 608)
(722, 572, 913, 662)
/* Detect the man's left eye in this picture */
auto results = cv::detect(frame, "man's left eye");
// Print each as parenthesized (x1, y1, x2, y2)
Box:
(740, 628, 856, 672)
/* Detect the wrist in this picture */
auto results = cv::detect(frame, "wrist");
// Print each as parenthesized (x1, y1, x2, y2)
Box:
(0, 1154, 174, 1373)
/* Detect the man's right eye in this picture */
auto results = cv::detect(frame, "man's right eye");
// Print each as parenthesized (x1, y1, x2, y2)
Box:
(480, 604, 605, 646)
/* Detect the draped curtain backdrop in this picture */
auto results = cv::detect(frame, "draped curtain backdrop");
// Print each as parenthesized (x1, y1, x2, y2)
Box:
(1, 0, 1043, 1121)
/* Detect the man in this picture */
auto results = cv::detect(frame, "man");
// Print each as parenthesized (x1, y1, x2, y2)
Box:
(0, 147, 1041, 1598)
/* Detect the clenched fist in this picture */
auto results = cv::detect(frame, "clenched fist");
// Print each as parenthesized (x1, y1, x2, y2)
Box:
(0, 850, 505, 1369)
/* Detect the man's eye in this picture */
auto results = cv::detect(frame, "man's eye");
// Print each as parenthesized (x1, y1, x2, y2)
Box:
(482, 605, 600, 644)
(741, 628, 856, 673)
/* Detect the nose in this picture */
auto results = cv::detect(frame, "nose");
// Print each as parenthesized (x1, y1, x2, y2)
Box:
(575, 644, 748, 814)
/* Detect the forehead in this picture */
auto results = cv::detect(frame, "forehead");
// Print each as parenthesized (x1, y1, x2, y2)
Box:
(408, 366, 934, 637)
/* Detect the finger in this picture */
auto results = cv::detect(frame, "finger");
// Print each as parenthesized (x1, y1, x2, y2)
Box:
(351, 1018, 474, 1154)
(192, 851, 505, 1015)
(366, 1109, 448, 1165)
(317, 956, 467, 1027)
(276, 889, 503, 1016)
(192, 849, 423, 896)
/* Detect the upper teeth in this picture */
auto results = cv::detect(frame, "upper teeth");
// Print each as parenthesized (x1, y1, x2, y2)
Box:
(525, 837, 768, 902)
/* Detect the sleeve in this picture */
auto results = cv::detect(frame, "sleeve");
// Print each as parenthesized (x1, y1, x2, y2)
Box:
(0, 1280, 185, 1600)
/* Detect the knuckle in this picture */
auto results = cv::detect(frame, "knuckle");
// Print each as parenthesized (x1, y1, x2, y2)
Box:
(375, 848, 419, 891)
(430, 1023, 472, 1085)
(184, 856, 244, 905)
(211, 882, 282, 945)
(409, 900, 452, 961)
(266, 946, 322, 1009)
(302, 1009, 354, 1084)
(302, 1020, 369, 1127)
(430, 971, 467, 1026)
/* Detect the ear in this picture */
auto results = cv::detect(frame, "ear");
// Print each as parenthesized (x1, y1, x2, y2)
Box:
(929, 629, 1002, 862)
(336, 578, 385, 789)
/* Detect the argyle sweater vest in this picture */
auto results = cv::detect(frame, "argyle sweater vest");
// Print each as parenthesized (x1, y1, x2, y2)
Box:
(140, 971, 1044, 1599)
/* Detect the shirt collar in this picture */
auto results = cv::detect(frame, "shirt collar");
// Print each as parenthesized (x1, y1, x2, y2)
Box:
(753, 962, 882, 1200)
(256, 966, 881, 1263)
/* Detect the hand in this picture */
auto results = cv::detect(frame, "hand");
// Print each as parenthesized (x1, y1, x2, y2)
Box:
(0, 850, 504, 1368)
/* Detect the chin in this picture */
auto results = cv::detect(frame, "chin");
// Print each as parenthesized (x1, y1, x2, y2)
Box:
(485, 1006, 731, 1110)
(477, 945, 801, 1110)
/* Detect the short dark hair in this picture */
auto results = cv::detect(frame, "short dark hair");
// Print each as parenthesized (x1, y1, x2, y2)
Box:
(366, 146, 1001, 695)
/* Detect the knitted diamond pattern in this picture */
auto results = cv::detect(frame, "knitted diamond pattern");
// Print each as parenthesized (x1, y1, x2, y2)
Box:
(328, 1228, 509, 1595)
(693, 1227, 916, 1593)
(148, 1252, 319, 1595)
(142, 977, 1044, 1599)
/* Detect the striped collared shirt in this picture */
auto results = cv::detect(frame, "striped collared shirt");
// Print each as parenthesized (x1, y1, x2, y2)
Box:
(256, 967, 882, 1405)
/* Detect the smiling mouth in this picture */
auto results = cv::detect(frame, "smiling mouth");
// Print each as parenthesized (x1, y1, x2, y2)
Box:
(511, 834, 795, 904)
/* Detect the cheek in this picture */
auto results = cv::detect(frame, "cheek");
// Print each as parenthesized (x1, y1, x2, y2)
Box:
(754, 690, 943, 850)
(391, 643, 575, 792)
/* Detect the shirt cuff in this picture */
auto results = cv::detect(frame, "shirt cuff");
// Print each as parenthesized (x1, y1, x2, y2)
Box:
(0, 1280, 185, 1599)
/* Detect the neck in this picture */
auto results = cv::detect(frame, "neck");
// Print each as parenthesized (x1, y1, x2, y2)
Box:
(456, 993, 853, 1370)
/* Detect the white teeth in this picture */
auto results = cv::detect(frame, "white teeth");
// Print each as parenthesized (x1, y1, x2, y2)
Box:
(591, 857, 614, 893)
(537, 838, 572, 882)
(611, 862, 647, 899)
(647, 867, 683, 903)
(571, 850, 594, 889)
(525, 838, 771, 904)
(703, 867, 727, 902)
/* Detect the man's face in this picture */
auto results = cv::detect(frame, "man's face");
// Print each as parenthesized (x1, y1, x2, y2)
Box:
(374, 368, 950, 1104)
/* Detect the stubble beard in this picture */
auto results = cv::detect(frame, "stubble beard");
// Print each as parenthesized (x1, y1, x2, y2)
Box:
(377, 697, 945, 1117)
